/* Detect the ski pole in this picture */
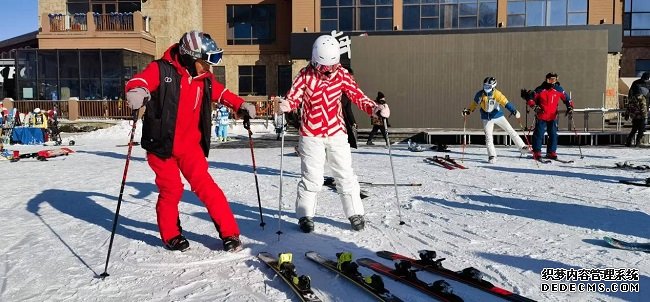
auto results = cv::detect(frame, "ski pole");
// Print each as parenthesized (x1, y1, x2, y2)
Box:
(383, 117, 405, 225)
(243, 115, 265, 229)
(100, 109, 139, 279)
(276, 114, 286, 241)
(570, 114, 584, 159)
(461, 115, 467, 163)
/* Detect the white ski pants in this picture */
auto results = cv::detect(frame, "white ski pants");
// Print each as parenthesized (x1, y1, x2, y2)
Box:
(482, 116, 526, 158)
(295, 134, 364, 219)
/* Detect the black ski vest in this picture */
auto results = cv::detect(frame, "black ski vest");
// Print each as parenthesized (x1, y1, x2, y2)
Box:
(141, 60, 213, 159)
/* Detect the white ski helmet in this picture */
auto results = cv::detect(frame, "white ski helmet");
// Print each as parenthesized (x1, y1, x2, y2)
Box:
(311, 35, 340, 67)
(483, 77, 497, 93)
(33, 107, 41, 114)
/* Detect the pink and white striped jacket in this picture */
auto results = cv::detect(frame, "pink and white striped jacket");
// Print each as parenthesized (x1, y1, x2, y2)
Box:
(285, 65, 377, 137)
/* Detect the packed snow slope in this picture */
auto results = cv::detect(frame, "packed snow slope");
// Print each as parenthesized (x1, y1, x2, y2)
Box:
(1, 121, 648, 302)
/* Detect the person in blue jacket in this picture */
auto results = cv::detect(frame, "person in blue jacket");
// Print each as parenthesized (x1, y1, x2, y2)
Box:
(463, 77, 528, 163)
(215, 103, 230, 142)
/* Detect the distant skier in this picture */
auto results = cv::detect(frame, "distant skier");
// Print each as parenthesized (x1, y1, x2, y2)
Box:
(366, 92, 389, 145)
(462, 77, 527, 163)
(215, 103, 231, 142)
(125, 30, 256, 252)
(624, 71, 649, 147)
(278, 34, 389, 233)
(523, 72, 574, 160)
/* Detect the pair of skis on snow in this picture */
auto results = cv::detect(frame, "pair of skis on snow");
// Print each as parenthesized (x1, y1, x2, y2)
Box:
(258, 250, 536, 302)
(603, 236, 650, 252)
(1, 147, 74, 162)
(424, 155, 468, 170)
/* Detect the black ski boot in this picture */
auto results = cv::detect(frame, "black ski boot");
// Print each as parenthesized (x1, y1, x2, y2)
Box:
(349, 215, 365, 231)
(298, 217, 314, 233)
(164, 234, 190, 252)
(223, 236, 243, 252)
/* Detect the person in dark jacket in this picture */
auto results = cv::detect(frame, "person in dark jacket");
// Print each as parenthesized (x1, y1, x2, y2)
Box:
(366, 91, 388, 145)
(125, 30, 256, 253)
(624, 71, 650, 147)
(341, 67, 358, 148)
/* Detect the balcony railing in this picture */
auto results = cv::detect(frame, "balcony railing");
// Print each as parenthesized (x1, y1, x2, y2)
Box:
(9, 100, 277, 120)
(94, 12, 133, 31)
(44, 12, 150, 33)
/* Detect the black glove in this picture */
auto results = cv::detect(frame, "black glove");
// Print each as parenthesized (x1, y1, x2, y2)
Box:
(461, 108, 471, 116)
(565, 107, 574, 117)
(520, 89, 534, 100)
(623, 112, 629, 121)
(532, 105, 542, 113)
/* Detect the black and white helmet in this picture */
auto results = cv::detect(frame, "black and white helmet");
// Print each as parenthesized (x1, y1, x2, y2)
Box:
(483, 77, 497, 93)
(179, 30, 223, 66)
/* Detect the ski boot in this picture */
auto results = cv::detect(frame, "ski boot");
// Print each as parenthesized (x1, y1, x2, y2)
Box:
(164, 234, 190, 252)
(488, 156, 496, 164)
(520, 146, 530, 154)
(546, 151, 558, 160)
(348, 215, 365, 231)
(222, 236, 243, 252)
(460, 267, 484, 281)
(298, 217, 314, 233)
(532, 151, 542, 160)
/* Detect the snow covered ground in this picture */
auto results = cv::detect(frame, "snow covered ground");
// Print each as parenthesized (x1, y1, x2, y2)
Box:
(2, 121, 648, 302)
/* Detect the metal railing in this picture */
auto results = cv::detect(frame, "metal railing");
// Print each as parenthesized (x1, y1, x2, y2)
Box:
(48, 13, 88, 32)
(10, 100, 277, 120)
(12, 100, 69, 119)
(79, 100, 132, 119)
(94, 12, 134, 31)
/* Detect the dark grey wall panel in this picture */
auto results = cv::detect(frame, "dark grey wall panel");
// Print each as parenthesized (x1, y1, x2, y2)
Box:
(350, 29, 609, 130)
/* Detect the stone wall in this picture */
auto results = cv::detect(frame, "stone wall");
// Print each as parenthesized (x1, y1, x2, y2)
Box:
(141, 0, 203, 58)
(38, 0, 66, 28)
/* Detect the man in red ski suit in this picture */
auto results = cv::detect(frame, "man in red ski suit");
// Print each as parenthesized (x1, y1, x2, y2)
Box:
(278, 34, 389, 233)
(525, 73, 574, 160)
(125, 31, 256, 252)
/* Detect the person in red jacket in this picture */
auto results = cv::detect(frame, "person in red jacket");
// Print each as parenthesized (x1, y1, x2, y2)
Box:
(125, 30, 256, 252)
(524, 73, 574, 160)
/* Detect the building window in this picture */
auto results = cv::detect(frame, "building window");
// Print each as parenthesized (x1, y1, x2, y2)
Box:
(403, 0, 496, 30)
(321, 0, 393, 33)
(507, 0, 587, 28)
(277, 65, 292, 97)
(624, 0, 650, 36)
(213, 66, 226, 85)
(227, 5, 276, 45)
(66, 0, 141, 14)
(636, 60, 650, 77)
(238, 66, 266, 96)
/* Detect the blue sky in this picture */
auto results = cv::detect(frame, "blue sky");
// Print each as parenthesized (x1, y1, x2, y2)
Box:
(0, 0, 38, 41)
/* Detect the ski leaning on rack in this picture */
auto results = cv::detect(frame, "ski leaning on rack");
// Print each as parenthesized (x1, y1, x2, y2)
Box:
(258, 252, 322, 302)
(424, 156, 456, 170)
(603, 236, 650, 252)
(376, 250, 536, 302)
(441, 155, 468, 169)
(357, 257, 464, 302)
(305, 251, 403, 302)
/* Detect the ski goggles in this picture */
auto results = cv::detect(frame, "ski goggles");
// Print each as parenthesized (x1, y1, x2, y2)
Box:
(483, 83, 495, 92)
(314, 63, 339, 74)
(202, 48, 223, 66)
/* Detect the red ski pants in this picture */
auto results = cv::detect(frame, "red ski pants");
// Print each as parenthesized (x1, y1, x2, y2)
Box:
(147, 145, 240, 243)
